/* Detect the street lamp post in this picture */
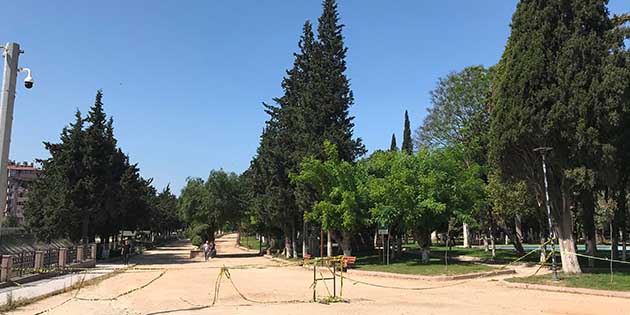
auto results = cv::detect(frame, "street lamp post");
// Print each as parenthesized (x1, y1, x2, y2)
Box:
(533, 147, 559, 281)
(0, 42, 32, 237)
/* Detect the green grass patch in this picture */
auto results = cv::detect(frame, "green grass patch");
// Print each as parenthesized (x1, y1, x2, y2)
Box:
(506, 271, 630, 292)
(353, 252, 495, 276)
(430, 246, 540, 263)
(239, 235, 260, 250)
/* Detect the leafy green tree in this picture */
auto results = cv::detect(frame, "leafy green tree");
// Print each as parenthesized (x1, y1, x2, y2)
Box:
(292, 141, 369, 255)
(178, 171, 247, 245)
(414, 66, 492, 248)
(178, 177, 209, 244)
(401, 110, 413, 154)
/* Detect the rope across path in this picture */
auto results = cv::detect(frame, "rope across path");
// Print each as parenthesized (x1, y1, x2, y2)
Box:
(30, 238, 615, 314)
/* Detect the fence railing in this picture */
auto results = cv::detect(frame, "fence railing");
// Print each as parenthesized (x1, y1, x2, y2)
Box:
(2, 243, 97, 283)
(43, 249, 59, 269)
(11, 252, 36, 278)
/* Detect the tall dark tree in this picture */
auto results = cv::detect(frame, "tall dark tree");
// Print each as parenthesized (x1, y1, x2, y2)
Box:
(25, 111, 86, 241)
(26, 91, 160, 245)
(314, 0, 365, 162)
(389, 133, 397, 151)
(401, 110, 413, 154)
(490, 0, 618, 274)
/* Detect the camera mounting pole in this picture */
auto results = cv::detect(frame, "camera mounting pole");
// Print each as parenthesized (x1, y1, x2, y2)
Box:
(0, 42, 22, 227)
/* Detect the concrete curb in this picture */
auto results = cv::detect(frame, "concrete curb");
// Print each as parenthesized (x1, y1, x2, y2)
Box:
(500, 279, 630, 299)
(0, 264, 127, 308)
(235, 244, 261, 254)
(346, 268, 516, 281)
(261, 254, 516, 281)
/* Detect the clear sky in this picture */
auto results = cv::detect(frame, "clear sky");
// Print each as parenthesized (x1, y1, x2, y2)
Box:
(2, 1, 629, 194)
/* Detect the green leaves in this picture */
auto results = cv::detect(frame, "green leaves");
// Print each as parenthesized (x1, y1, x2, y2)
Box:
(178, 170, 248, 241)
(25, 91, 165, 243)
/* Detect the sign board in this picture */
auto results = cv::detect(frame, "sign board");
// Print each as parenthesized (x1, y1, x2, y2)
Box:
(378, 229, 389, 235)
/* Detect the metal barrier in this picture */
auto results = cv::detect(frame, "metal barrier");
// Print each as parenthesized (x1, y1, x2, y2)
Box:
(11, 251, 36, 277)
(67, 247, 77, 264)
(44, 249, 59, 268)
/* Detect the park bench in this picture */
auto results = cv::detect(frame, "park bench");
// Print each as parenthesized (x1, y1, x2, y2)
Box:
(341, 256, 356, 268)
(303, 253, 312, 261)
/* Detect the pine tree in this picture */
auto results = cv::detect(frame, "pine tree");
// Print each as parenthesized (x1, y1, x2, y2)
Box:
(25, 110, 86, 241)
(389, 133, 397, 151)
(314, 0, 365, 162)
(401, 110, 412, 154)
(490, 0, 617, 274)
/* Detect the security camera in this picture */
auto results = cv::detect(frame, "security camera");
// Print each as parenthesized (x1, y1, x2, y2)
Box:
(19, 68, 33, 89)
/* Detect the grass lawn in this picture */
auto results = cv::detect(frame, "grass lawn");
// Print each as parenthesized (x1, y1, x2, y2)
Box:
(506, 271, 630, 292)
(353, 252, 495, 276)
(431, 246, 539, 263)
(239, 235, 260, 250)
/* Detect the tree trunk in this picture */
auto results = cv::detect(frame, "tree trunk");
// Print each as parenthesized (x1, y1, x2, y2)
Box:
(236, 224, 241, 246)
(302, 222, 308, 258)
(490, 232, 496, 259)
(396, 234, 403, 257)
(291, 222, 298, 258)
(340, 231, 352, 256)
(483, 235, 489, 252)
(556, 197, 582, 274)
(515, 215, 523, 243)
(613, 185, 627, 260)
(284, 228, 292, 258)
(508, 228, 525, 256)
(416, 231, 431, 264)
(463, 223, 471, 248)
(582, 191, 597, 267)
(327, 230, 332, 257)
(540, 236, 547, 263)
(81, 215, 89, 245)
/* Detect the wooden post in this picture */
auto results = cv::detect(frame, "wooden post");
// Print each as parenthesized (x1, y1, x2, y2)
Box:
(313, 261, 317, 302)
(0, 255, 13, 282)
(332, 261, 336, 297)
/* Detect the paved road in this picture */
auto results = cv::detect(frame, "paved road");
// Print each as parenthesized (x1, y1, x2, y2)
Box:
(6, 234, 628, 315)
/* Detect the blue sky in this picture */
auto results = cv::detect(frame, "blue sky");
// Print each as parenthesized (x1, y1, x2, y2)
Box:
(2, 1, 629, 194)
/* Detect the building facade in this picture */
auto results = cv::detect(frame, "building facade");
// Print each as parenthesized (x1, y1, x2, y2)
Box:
(4, 161, 39, 226)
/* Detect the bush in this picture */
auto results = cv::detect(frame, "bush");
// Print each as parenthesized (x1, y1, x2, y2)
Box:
(191, 235, 203, 247)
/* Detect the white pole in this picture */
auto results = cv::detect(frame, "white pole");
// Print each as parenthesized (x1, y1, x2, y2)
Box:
(0, 42, 21, 235)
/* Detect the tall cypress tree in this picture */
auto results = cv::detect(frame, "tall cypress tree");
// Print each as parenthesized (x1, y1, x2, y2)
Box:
(389, 133, 398, 151)
(25, 110, 86, 241)
(490, 0, 617, 274)
(314, 0, 365, 162)
(401, 110, 413, 154)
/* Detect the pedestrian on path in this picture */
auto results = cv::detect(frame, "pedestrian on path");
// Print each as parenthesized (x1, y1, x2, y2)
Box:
(210, 242, 217, 258)
(202, 240, 211, 261)
(121, 240, 131, 265)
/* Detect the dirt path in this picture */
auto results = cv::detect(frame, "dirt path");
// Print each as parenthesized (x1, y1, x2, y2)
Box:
(6, 234, 627, 315)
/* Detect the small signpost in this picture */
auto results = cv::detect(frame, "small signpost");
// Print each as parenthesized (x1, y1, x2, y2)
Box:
(378, 228, 389, 265)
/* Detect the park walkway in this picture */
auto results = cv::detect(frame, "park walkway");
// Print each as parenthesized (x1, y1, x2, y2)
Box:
(4, 234, 628, 315)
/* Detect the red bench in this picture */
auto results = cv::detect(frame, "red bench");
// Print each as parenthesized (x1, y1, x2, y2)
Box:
(341, 256, 356, 268)
(303, 253, 312, 261)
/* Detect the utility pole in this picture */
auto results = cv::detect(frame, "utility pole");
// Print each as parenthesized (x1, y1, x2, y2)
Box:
(0, 43, 21, 227)
(533, 147, 559, 281)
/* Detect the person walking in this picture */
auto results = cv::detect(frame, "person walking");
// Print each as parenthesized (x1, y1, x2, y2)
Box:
(210, 242, 217, 258)
(202, 240, 210, 261)
(121, 240, 131, 265)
